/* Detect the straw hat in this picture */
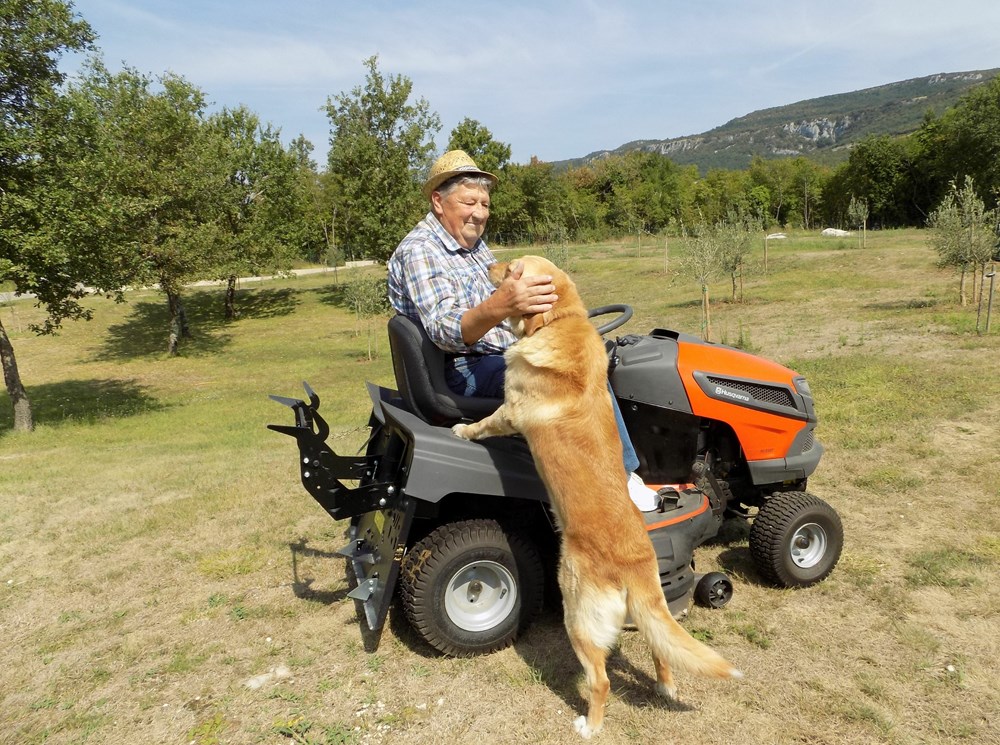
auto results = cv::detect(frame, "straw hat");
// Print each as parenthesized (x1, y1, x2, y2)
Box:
(423, 150, 498, 199)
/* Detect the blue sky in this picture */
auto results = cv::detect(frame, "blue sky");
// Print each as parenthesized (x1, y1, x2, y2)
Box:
(65, 0, 1000, 165)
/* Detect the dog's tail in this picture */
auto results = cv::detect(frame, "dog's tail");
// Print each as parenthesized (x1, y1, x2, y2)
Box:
(627, 583, 742, 681)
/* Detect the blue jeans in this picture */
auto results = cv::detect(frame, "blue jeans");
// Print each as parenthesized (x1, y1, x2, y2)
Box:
(446, 354, 641, 473)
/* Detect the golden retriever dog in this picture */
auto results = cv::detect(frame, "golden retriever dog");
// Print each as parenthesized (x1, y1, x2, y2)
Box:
(452, 256, 742, 738)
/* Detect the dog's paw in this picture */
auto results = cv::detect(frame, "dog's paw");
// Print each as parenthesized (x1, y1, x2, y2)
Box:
(572, 716, 597, 739)
(655, 682, 678, 700)
(451, 423, 471, 440)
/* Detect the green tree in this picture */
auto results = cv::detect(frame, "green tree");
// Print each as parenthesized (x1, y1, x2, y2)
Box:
(716, 212, 761, 303)
(928, 176, 997, 306)
(561, 166, 607, 242)
(446, 118, 518, 245)
(591, 153, 643, 235)
(324, 56, 440, 262)
(61, 61, 222, 355)
(828, 135, 911, 228)
(847, 195, 869, 249)
(343, 276, 391, 360)
(690, 168, 751, 227)
(497, 158, 570, 244)
(286, 135, 327, 265)
(446, 118, 511, 175)
(0, 0, 94, 431)
(749, 157, 797, 227)
(685, 224, 724, 341)
(919, 76, 1000, 210)
(790, 157, 829, 230)
(559, 152, 695, 242)
(206, 106, 303, 319)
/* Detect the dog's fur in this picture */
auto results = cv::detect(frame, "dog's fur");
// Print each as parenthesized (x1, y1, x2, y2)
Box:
(453, 256, 741, 738)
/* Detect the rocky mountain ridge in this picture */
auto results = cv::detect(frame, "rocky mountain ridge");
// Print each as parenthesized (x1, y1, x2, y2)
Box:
(557, 69, 999, 172)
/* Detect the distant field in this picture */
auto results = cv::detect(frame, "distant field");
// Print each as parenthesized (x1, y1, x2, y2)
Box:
(1, 230, 998, 744)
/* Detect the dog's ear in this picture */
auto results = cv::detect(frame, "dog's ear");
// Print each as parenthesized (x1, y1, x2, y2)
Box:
(488, 261, 511, 286)
(521, 311, 551, 337)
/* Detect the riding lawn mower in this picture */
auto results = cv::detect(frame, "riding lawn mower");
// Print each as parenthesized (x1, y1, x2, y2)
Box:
(269, 305, 843, 657)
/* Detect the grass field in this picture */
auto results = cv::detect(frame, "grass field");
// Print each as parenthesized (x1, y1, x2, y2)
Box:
(1, 230, 998, 745)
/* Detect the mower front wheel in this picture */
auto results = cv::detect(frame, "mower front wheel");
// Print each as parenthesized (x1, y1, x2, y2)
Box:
(749, 491, 843, 588)
(399, 519, 544, 657)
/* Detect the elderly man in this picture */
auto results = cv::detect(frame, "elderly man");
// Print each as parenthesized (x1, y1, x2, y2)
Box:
(387, 150, 657, 509)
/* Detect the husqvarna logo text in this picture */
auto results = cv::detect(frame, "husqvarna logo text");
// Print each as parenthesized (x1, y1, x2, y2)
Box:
(715, 385, 751, 403)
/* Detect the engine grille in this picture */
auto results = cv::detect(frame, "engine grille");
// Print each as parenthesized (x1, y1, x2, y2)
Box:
(707, 376, 795, 408)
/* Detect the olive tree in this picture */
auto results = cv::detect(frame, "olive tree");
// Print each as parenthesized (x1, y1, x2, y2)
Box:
(716, 212, 761, 303)
(847, 195, 869, 249)
(344, 276, 391, 360)
(685, 224, 724, 341)
(928, 176, 996, 306)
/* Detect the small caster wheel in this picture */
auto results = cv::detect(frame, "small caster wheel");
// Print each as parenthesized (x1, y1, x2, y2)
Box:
(694, 572, 733, 609)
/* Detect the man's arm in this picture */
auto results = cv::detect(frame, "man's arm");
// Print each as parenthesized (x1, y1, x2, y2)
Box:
(459, 261, 558, 345)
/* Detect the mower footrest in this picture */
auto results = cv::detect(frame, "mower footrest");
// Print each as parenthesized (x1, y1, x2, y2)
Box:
(337, 541, 377, 565)
(347, 577, 379, 602)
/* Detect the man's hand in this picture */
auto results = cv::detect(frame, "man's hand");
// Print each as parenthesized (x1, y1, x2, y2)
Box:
(460, 260, 558, 345)
(499, 260, 558, 316)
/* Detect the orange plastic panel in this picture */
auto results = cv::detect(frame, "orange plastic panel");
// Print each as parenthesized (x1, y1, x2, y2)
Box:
(676, 341, 806, 462)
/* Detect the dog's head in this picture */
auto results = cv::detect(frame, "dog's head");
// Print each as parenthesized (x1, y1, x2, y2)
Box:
(488, 255, 584, 337)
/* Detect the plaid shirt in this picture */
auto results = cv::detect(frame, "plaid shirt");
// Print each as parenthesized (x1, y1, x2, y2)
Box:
(387, 212, 515, 358)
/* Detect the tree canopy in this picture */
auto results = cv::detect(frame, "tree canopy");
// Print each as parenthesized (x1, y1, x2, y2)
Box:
(1, 0, 95, 431)
(324, 56, 441, 263)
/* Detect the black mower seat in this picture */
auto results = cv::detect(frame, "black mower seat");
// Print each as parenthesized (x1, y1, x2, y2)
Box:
(387, 314, 502, 426)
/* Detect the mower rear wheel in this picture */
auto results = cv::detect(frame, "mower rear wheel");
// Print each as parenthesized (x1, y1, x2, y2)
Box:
(749, 491, 843, 588)
(399, 519, 544, 657)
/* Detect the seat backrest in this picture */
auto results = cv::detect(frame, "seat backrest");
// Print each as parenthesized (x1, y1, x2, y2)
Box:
(387, 314, 502, 426)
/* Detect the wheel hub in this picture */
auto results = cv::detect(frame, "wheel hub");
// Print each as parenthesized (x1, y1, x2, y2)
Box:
(790, 522, 828, 568)
(444, 560, 517, 632)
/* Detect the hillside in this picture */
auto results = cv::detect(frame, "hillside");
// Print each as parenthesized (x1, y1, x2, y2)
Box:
(558, 69, 1000, 172)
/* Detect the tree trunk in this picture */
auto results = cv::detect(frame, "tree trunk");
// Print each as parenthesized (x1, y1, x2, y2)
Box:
(166, 289, 191, 356)
(702, 285, 712, 342)
(959, 268, 968, 306)
(976, 267, 988, 333)
(0, 315, 34, 431)
(225, 275, 238, 320)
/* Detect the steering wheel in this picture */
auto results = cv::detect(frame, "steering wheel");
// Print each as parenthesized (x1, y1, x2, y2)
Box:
(587, 304, 633, 335)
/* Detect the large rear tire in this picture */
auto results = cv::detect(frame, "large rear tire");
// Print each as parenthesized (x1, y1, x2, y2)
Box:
(749, 491, 843, 588)
(399, 519, 544, 657)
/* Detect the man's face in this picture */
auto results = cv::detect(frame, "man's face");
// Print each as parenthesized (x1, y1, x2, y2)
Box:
(432, 183, 491, 249)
